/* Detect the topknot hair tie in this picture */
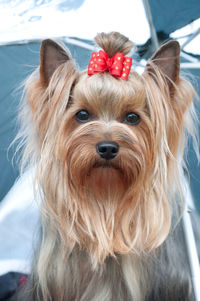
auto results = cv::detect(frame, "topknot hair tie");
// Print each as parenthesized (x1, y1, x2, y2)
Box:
(88, 50, 132, 80)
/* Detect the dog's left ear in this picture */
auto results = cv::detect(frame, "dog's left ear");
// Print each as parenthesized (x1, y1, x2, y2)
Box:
(145, 41, 180, 89)
(40, 39, 73, 86)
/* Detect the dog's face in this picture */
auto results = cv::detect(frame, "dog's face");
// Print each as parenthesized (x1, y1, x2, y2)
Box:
(57, 72, 149, 201)
(27, 37, 192, 265)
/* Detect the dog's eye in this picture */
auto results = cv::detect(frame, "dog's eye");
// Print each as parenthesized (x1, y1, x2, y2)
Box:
(123, 112, 141, 125)
(75, 110, 91, 123)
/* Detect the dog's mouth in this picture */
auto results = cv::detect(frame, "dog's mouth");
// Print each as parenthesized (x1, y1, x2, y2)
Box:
(94, 162, 112, 169)
(93, 161, 123, 174)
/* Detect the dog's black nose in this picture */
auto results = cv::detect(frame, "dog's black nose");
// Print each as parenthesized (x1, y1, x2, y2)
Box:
(96, 141, 119, 160)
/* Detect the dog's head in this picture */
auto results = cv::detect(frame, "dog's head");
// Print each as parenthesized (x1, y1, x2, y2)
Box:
(26, 32, 195, 265)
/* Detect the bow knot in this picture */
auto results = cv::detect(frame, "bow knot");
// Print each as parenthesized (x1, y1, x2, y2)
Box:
(88, 50, 132, 80)
(106, 57, 113, 69)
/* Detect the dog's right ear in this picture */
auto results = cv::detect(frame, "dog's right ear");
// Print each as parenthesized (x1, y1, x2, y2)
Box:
(145, 41, 180, 93)
(40, 39, 72, 86)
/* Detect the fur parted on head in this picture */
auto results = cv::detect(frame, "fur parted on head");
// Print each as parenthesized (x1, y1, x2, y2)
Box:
(18, 32, 197, 299)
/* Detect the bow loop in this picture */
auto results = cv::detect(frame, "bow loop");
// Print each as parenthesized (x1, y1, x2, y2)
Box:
(88, 50, 132, 80)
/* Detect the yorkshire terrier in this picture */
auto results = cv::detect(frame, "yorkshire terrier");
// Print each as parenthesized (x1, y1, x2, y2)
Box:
(15, 32, 199, 300)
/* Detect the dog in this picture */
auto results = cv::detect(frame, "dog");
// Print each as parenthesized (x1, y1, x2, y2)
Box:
(15, 32, 199, 300)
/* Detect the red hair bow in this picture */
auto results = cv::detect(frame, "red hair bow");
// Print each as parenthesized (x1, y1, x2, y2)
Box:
(88, 50, 132, 80)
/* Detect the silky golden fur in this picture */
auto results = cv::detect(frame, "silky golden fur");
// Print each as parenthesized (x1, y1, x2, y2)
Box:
(16, 32, 198, 300)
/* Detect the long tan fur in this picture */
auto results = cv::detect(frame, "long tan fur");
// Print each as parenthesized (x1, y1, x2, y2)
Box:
(17, 32, 198, 301)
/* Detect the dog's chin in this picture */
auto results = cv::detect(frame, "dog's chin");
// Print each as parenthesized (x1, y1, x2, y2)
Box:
(84, 161, 128, 200)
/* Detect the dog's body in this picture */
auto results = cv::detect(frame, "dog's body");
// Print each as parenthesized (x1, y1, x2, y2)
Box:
(15, 32, 199, 300)
(18, 218, 195, 301)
